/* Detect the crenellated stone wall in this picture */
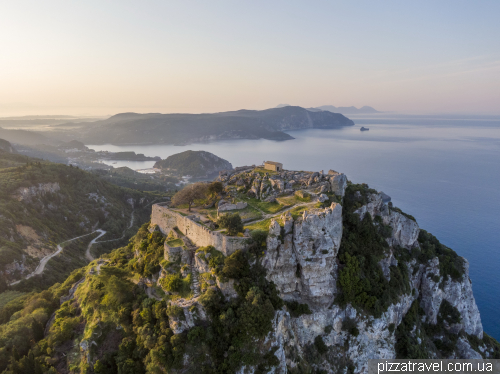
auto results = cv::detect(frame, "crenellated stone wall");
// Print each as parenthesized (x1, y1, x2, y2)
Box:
(151, 204, 249, 256)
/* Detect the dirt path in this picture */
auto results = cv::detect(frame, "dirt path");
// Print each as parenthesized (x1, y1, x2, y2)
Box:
(10, 210, 137, 286)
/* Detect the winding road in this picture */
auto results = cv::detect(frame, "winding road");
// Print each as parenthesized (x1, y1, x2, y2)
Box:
(9, 231, 98, 286)
(10, 210, 136, 286)
(85, 210, 135, 261)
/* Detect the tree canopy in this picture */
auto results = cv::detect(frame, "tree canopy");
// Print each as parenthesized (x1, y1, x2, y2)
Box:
(171, 182, 208, 211)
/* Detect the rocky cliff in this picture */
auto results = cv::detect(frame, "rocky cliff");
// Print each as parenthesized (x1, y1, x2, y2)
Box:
(259, 190, 487, 373)
(4, 167, 498, 374)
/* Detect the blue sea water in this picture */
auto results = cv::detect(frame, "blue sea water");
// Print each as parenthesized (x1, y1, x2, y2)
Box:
(88, 114, 500, 340)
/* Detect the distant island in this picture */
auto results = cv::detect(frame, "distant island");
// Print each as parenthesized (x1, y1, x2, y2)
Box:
(360, 126, 369, 131)
(0, 106, 354, 147)
(314, 105, 380, 114)
(277, 104, 380, 115)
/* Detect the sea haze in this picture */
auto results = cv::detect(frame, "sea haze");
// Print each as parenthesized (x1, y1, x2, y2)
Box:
(88, 114, 500, 340)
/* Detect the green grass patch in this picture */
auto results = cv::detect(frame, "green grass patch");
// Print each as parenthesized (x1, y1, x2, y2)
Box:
(244, 218, 273, 232)
(276, 194, 311, 206)
(239, 195, 284, 214)
(166, 238, 184, 247)
(252, 167, 279, 177)
(233, 204, 263, 221)
(289, 205, 311, 219)
(160, 273, 193, 299)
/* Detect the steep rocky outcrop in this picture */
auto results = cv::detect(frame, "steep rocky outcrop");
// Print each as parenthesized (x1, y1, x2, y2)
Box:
(354, 193, 419, 249)
(20, 168, 497, 374)
(219, 167, 349, 202)
(263, 204, 343, 307)
(420, 258, 483, 338)
(258, 188, 486, 372)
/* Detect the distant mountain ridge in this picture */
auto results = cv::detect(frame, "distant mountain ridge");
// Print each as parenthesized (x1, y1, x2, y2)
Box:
(276, 104, 380, 114)
(315, 105, 380, 114)
(54, 106, 355, 146)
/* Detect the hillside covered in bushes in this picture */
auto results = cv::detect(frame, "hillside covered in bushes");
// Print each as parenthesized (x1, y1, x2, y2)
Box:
(0, 149, 159, 290)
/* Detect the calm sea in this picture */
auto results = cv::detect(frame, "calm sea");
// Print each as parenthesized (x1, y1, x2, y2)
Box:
(88, 114, 500, 340)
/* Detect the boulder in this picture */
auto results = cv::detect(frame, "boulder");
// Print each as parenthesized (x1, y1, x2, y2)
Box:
(329, 173, 347, 196)
(295, 190, 309, 199)
(318, 194, 329, 202)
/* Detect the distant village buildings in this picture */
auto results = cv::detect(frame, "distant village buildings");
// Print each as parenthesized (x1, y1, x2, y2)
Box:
(264, 161, 283, 172)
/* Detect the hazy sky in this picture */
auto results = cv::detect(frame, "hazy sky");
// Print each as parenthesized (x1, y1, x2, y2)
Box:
(1, 1, 499, 116)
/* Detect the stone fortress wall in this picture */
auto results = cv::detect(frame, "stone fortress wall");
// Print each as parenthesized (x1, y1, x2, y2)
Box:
(151, 204, 249, 256)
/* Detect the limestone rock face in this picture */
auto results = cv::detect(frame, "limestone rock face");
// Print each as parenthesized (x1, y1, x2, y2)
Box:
(293, 203, 343, 306)
(258, 190, 485, 372)
(329, 172, 347, 196)
(217, 201, 247, 212)
(378, 250, 398, 281)
(355, 193, 419, 249)
(15, 182, 60, 202)
(264, 226, 299, 298)
(265, 294, 416, 374)
(263, 203, 343, 307)
(164, 243, 182, 262)
(270, 178, 285, 192)
(456, 337, 483, 359)
(194, 252, 210, 273)
(420, 258, 483, 338)
(168, 299, 207, 334)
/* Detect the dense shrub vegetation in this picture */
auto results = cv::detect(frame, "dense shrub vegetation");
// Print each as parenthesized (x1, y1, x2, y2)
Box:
(128, 225, 165, 278)
(416, 230, 465, 282)
(336, 183, 410, 317)
(0, 269, 85, 372)
(217, 213, 244, 236)
(92, 168, 179, 192)
(195, 250, 284, 372)
(395, 300, 466, 359)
